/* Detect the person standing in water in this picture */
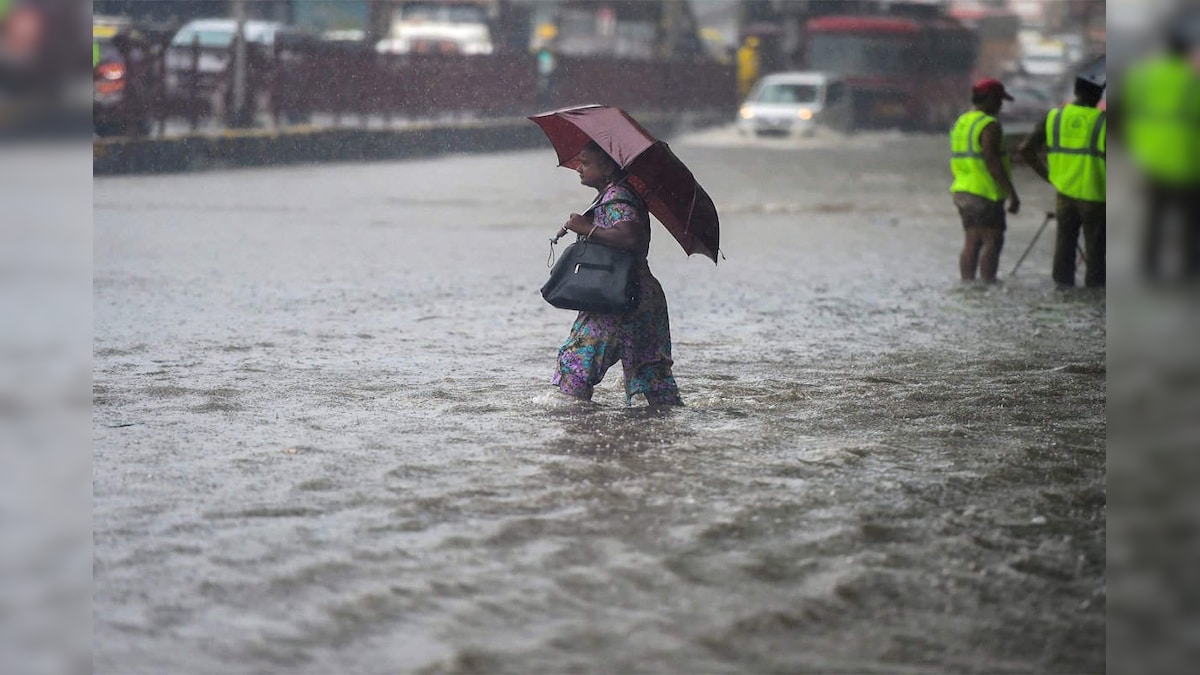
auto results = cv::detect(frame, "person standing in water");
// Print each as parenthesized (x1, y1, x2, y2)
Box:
(949, 78, 1021, 282)
(551, 141, 684, 406)
(1018, 61, 1107, 288)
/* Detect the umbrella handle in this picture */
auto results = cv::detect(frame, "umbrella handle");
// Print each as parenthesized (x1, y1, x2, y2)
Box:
(548, 232, 569, 267)
(548, 196, 597, 251)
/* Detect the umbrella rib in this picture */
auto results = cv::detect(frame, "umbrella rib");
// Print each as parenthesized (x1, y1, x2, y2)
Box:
(684, 187, 696, 235)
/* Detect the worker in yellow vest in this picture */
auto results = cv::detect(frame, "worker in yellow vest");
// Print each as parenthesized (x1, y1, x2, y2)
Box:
(1121, 20, 1200, 280)
(949, 78, 1021, 282)
(737, 36, 760, 100)
(1018, 58, 1106, 288)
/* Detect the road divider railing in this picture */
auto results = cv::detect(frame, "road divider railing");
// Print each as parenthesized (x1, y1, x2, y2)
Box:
(92, 111, 730, 175)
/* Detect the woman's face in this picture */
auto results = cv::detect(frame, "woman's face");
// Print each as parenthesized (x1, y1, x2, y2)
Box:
(577, 148, 614, 189)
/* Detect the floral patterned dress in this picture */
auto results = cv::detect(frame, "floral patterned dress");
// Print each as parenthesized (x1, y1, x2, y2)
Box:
(552, 181, 683, 406)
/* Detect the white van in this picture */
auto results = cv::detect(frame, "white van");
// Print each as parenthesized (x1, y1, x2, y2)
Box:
(737, 72, 852, 137)
(375, 1, 493, 55)
(164, 19, 289, 97)
(1020, 40, 1070, 78)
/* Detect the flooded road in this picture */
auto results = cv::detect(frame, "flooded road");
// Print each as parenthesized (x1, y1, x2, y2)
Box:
(94, 127, 1105, 673)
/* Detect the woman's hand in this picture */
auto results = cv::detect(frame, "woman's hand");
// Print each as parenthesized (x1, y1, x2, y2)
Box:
(563, 212, 592, 236)
(559, 212, 647, 255)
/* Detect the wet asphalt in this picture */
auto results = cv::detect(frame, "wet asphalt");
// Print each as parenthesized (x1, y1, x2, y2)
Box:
(94, 127, 1105, 673)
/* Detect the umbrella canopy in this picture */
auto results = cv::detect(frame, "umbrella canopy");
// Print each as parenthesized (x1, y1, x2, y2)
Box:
(528, 105, 720, 264)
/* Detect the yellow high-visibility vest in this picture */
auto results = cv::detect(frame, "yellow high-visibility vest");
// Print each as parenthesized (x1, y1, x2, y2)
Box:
(1124, 55, 1200, 185)
(1046, 105, 1106, 202)
(949, 110, 1010, 201)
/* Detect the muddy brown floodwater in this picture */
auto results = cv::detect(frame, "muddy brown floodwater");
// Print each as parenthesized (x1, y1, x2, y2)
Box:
(94, 128, 1104, 673)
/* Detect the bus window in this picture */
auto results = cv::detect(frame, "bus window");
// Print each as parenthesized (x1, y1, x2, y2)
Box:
(807, 34, 915, 77)
(927, 29, 977, 74)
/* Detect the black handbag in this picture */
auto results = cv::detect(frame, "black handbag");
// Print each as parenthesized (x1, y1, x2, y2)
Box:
(541, 238, 640, 314)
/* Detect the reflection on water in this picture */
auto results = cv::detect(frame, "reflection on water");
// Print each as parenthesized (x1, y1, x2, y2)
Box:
(93, 132, 1105, 673)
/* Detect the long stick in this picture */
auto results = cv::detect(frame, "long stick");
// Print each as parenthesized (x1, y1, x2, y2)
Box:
(1009, 211, 1055, 277)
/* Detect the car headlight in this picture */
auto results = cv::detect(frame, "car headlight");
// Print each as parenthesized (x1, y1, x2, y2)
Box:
(797, 108, 813, 120)
(739, 106, 755, 120)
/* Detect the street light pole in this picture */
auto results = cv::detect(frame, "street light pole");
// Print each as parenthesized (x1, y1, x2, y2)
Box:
(231, 0, 248, 127)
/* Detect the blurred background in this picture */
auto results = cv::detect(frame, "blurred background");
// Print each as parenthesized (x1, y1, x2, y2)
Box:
(73, 0, 1105, 137)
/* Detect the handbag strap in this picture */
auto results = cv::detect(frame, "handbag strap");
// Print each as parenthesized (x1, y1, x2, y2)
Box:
(548, 179, 645, 268)
(586, 176, 646, 215)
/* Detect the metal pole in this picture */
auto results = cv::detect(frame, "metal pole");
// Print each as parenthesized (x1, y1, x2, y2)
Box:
(231, 0, 248, 127)
(1008, 211, 1055, 277)
(156, 36, 167, 137)
(661, 0, 680, 61)
(189, 34, 200, 132)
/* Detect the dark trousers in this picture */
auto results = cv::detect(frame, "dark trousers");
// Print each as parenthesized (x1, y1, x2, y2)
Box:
(1142, 180, 1200, 280)
(1054, 194, 1106, 287)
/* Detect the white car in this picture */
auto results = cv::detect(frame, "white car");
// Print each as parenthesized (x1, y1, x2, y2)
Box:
(164, 19, 289, 96)
(1020, 41, 1070, 78)
(375, 2, 493, 55)
(737, 72, 853, 138)
(169, 18, 288, 54)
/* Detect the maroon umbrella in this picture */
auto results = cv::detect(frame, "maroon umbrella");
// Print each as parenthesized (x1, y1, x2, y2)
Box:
(528, 105, 720, 264)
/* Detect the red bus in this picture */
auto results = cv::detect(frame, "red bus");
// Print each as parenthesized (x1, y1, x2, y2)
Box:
(803, 14, 978, 131)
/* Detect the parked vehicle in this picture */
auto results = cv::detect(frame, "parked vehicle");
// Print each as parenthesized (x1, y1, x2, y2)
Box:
(375, 1, 493, 55)
(802, 13, 977, 131)
(1019, 40, 1069, 79)
(1049, 33, 1086, 65)
(737, 71, 852, 137)
(93, 17, 150, 136)
(163, 18, 287, 103)
(996, 80, 1055, 129)
(998, 56, 1107, 133)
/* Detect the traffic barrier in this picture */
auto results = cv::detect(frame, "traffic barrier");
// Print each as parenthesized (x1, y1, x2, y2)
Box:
(92, 112, 727, 176)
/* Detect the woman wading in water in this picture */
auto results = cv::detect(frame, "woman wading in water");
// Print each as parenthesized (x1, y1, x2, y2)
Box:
(551, 141, 684, 406)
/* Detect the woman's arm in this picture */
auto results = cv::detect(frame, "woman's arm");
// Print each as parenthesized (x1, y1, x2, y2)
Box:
(561, 212, 648, 253)
(980, 123, 1020, 215)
